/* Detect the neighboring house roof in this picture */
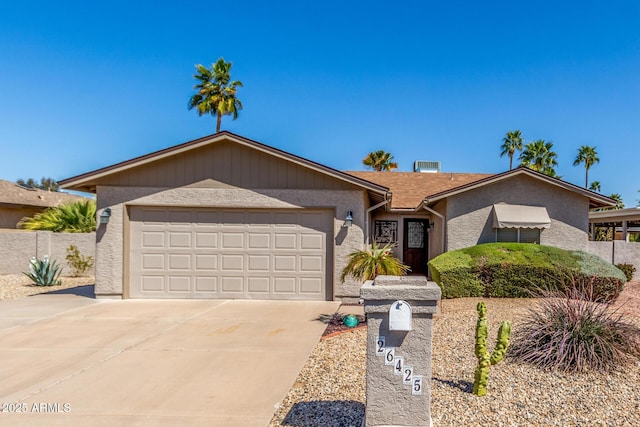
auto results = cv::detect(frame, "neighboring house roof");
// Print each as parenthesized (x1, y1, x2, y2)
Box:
(59, 131, 390, 202)
(0, 179, 87, 209)
(589, 207, 640, 226)
(345, 171, 491, 209)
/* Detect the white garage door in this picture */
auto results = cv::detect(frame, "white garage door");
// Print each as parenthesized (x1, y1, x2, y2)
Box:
(129, 207, 333, 300)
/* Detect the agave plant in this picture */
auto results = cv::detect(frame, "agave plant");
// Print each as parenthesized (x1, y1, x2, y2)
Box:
(19, 200, 96, 232)
(24, 256, 63, 286)
(340, 242, 410, 282)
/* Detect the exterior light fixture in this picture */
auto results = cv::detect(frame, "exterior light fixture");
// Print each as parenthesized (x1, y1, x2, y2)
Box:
(99, 208, 112, 224)
(344, 211, 353, 227)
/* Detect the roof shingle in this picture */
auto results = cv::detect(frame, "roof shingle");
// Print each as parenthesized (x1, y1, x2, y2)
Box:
(345, 171, 492, 209)
(0, 179, 88, 209)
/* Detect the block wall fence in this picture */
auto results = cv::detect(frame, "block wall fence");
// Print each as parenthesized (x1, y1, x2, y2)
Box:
(0, 230, 95, 275)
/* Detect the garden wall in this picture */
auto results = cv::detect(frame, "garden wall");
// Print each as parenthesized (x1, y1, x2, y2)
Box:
(588, 241, 640, 280)
(0, 230, 95, 275)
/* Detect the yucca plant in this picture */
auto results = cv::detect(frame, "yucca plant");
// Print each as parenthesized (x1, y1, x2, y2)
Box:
(510, 277, 640, 372)
(24, 256, 63, 286)
(19, 200, 96, 232)
(340, 242, 410, 282)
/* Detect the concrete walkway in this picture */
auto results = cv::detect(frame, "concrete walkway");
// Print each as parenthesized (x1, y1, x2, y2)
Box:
(0, 289, 338, 426)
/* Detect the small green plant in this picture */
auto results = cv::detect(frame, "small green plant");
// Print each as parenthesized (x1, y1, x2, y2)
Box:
(616, 263, 636, 282)
(340, 241, 410, 282)
(472, 302, 511, 397)
(24, 256, 62, 286)
(510, 278, 640, 372)
(65, 245, 94, 277)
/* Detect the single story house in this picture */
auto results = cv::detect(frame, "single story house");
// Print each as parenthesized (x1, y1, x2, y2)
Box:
(59, 132, 614, 302)
(0, 179, 88, 229)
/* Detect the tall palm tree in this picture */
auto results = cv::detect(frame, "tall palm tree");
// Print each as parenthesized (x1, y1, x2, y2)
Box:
(188, 57, 243, 132)
(519, 140, 558, 176)
(573, 145, 599, 188)
(362, 150, 398, 171)
(500, 130, 524, 170)
(589, 181, 601, 192)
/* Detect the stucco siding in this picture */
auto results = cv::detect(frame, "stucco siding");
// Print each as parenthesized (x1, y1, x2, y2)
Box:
(0, 207, 41, 229)
(588, 241, 640, 279)
(446, 175, 589, 252)
(95, 186, 367, 300)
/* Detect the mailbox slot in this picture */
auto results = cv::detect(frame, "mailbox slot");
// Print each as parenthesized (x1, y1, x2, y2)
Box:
(389, 300, 412, 331)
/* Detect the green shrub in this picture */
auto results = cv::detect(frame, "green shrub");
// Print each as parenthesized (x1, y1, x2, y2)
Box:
(24, 256, 62, 286)
(65, 245, 94, 277)
(616, 263, 636, 282)
(428, 243, 625, 300)
(509, 279, 640, 372)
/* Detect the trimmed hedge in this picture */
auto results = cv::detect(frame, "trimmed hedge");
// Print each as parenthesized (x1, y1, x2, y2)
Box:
(429, 243, 626, 301)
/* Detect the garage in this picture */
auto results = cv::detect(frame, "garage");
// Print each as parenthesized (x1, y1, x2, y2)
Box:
(59, 132, 388, 301)
(129, 206, 333, 300)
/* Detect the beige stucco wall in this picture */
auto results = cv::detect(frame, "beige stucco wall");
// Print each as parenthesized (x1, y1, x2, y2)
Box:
(446, 175, 589, 252)
(95, 185, 368, 300)
(588, 241, 640, 279)
(0, 230, 95, 275)
(0, 207, 41, 229)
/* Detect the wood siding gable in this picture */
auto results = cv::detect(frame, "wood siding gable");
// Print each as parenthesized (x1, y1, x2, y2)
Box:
(91, 140, 359, 191)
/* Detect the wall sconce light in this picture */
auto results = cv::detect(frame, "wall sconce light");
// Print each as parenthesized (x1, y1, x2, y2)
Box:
(99, 208, 112, 224)
(344, 210, 353, 227)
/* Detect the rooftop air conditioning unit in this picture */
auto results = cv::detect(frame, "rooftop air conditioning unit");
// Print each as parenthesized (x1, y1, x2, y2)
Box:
(413, 161, 441, 173)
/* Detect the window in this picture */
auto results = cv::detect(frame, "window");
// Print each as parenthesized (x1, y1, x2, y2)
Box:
(496, 228, 540, 244)
(374, 220, 398, 244)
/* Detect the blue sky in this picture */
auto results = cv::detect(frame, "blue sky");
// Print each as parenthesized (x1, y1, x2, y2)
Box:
(1, 1, 638, 205)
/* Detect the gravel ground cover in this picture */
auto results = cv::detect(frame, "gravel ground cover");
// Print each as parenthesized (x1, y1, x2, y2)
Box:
(271, 282, 640, 427)
(0, 274, 94, 301)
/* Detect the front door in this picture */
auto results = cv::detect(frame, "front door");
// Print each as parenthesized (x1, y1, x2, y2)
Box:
(403, 219, 428, 275)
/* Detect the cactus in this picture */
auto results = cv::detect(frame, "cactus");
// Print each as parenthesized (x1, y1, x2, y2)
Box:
(472, 302, 511, 396)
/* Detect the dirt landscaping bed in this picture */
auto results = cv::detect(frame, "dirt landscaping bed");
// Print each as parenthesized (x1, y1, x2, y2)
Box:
(0, 274, 95, 301)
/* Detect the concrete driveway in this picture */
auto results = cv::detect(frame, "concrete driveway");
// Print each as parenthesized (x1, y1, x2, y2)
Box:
(0, 288, 338, 426)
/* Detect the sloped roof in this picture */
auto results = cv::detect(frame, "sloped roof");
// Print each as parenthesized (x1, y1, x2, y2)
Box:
(59, 131, 390, 200)
(421, 167, 614, 209)
(346, 167, 615, 210)
(345, 171, 491, 209)
(0, 179, 88, 209)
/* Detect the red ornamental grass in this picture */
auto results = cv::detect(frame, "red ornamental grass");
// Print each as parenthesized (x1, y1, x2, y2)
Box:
(510, 277, 640, 372)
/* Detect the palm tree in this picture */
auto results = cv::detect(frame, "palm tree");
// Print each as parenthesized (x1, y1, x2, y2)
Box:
(362, 150, 398, 171)
(19, 200, 96, 232)
(500, 130, 524, 170)
(519, 140, 558, 176)
(609, 193, 624, 210)
(589, 181, 601, 192)
(573, 145, 599, 188)
(340, 242, 410, 282)
(188, 57, 243, 132)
